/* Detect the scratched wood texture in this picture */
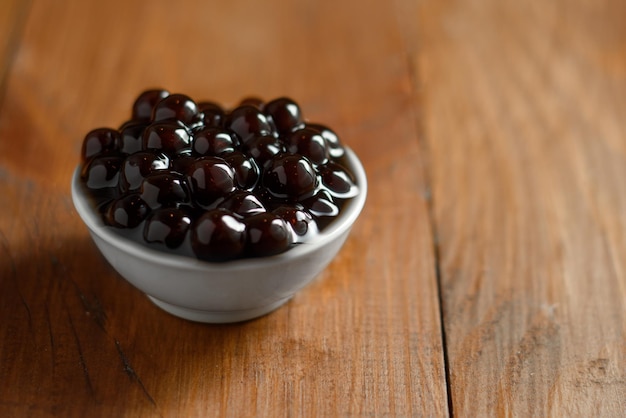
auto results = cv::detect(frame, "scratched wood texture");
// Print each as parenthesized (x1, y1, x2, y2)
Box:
(0, 0, 448, 417)
(415, 0, 626, 416)
(1, 0, 626, 417)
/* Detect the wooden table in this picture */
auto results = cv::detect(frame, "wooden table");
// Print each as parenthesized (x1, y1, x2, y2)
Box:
(1, 0, 624, 416)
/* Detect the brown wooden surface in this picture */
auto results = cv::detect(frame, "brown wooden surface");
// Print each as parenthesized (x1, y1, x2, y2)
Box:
(416, 1, 626, 415)
(0, 0, 624, 417)
(0, 0, 28, 92)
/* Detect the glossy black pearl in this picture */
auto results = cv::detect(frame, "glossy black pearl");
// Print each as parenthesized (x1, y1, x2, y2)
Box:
(223, 151, 260, 190)
(192, 127, 240, 156)
(186, 157, 236, 208)
(244, 213, 292, 257)
(191, 209, 246, 261)
(132, 89, 170, 120)
(140, 171, 191, 209)
(197, 101, 225, 127)
(143, 207, 191, 248)
(306, 123, 345, 158)
(244, 135, 285, 168)
(105, 194, 149, 228)
(272, 204, 317, 238)
(218, 190, 266, 218)
(81, 128, 121, 162)
(118, 120, 148, 155)
(170, 151, 195, 175)
(225, 105, 272, 143)
(79, 93, 359, 261)
(142, 122, 191, 155)
(264, 97, 303, 135)
(302, 189, 339, 218)
(119, 151, 170, 192)
(81, 154, 123, 190)
(152, 93, 199, 126)
(318, 162, 358, 198)
(262, 154, 318, 201)
(286, 127, 329, 165)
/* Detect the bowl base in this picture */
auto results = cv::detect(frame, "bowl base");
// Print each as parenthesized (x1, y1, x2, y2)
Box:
(147, 296, 292, 323)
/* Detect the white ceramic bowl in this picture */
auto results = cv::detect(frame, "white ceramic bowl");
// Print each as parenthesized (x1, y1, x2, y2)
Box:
(72, 148, 367, 323)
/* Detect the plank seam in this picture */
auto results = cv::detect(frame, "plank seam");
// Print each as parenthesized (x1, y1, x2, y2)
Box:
(404, 52, 455, 418)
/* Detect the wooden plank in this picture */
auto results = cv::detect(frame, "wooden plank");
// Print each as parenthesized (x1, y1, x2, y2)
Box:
(0, 0, 448, 416)
(0, 0, 29, 94)
(416, 0, 626, 415)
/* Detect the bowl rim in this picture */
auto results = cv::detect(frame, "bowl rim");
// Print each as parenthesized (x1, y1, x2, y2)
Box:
(72, 147, 367, 272)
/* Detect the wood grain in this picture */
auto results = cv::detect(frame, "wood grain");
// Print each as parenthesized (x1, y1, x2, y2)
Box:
(0, 0, 29, 94)
(3, 0, 625, 416)
(0, 0, 448, 417)
(416, 0, 626, 416)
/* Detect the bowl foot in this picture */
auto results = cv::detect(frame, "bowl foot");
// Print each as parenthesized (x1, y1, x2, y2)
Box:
(147, 296, 292, 323)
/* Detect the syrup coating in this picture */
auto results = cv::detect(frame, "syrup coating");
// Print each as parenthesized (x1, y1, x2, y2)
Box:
(79, 90, 358, 260)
